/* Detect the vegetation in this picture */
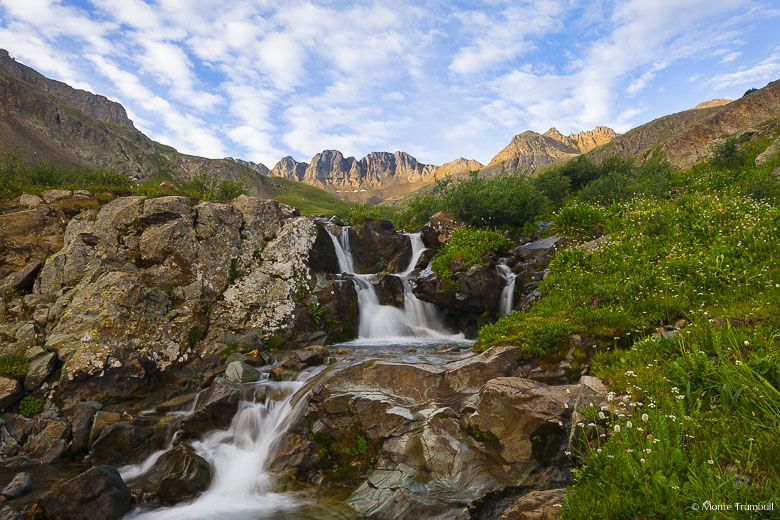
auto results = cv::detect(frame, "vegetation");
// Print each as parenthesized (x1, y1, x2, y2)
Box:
(18, 395, 43, 417)
(431, 229, 514, 284)
(269, 176, 352, 216)
(468, 132, 780, 518)
(0, 353, 28, 377)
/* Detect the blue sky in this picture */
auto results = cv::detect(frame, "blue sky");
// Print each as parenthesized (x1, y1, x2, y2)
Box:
(1, 1, 779, 167)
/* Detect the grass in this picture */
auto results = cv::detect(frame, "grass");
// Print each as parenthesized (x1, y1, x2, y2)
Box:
(431, 229, 514, 286)
(469, 136, 780, 518)
(269, 176, 352, 216)
(0, 353, 28, 377)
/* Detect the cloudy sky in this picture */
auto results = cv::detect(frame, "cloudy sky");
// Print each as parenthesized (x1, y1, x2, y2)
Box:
(1, 0, 778, 167)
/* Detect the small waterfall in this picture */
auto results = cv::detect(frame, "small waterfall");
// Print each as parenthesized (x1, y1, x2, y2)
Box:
(126, 374, 317, 520)
(497, 263, 516, 316)
(326, 227, 454, 340)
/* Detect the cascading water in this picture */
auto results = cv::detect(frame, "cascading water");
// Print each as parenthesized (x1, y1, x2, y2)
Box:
(497, 263, 517, 316)
(326, 227, 455, 341)
(124, 372, 319, 520)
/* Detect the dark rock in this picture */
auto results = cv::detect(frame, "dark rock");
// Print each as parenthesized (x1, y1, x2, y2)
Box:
(371, 274, 405, 307)
(296, 349, 323, 366)
(312, 278, 357, 342)
(155, 393, 198, 413)
(1, 472, 34, 499)
(38, 465, 132, 520)
(0, 378, 23, 410)
(347, 220, 412, 273)
(90, 422, 168, 466)
(180, 379, 240, 438)
(0, 504, 24, 520)
(308, 224, 341, 274)
(0, 261, 42, 294)
(23, 352, 57, 390)
(455, 263, 504, 313)
(290, 331, 328, 347)
(151, 444, 211, 502)
(24, 416, 70, 463)
(67, 404, 98, 454)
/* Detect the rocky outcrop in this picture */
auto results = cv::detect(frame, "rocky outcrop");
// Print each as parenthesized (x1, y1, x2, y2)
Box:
(271, 150, 436, 192)
(482, 126, 616, 176)
(3, 194, 350, 404)
(269, 347, 606, 519)
(344, 220, 412, 274)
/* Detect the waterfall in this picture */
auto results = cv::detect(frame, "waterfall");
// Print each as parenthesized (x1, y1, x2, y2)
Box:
(497, 263, 516, 317)
(326, 227, 454, 340)
(125, 374, 317, 520)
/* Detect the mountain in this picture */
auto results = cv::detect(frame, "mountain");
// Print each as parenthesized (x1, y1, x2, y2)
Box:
(587, 80, 779, 168)
(0, 48, 273, 195)
(692, 99, 731, 109)
(226, 157, 270, 175)
(480, 126, 616, 176)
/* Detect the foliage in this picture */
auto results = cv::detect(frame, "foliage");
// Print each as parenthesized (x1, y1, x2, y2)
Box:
(709, 136, 753, 171)
(308, 303, 326, 325)
(529, 168, 572, 204)
(269, 176, 352, 216)
(186, 328, 202, 349)
(18, 396, 43, 417)
(467, 424, 500, 443)
(336, 203, 408, 229)
(0, 353, 28, 377)
(553, 203, 609, 238)
(431, 229, 514, 283)
(221, 342, 239, 361)
(182, 171, 247, 201)
(406, 172, 550, 229)
(743, 87, 758, 96)
(225, 258, 244, 288)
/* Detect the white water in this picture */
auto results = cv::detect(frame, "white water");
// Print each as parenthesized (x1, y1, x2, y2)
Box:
(497, 263, 517, 316)
(125, 372, 320, 520)
(326, 227, 458, 341)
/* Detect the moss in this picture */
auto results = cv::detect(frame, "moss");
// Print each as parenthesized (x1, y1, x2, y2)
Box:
(467, 423, 500, 444)
(18, 395, 43, 417)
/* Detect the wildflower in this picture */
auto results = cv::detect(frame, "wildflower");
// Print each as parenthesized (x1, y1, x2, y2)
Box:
(708, 459, 714, 465)
(647, 434, 653, 440)
(597, 448, 602, 453)
(626, 421, 633, 429)
(614, 425, 621, 433)
(640, 458, 645, 464)
(598, 411, 606, 420)
(644, 448, 651, 454)
(744, 340, 749, 346)
(642, 413, 649, 422)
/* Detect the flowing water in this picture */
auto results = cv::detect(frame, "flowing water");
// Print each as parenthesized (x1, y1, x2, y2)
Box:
(497, 262, 517, 317)
(125, 227, 472, 519)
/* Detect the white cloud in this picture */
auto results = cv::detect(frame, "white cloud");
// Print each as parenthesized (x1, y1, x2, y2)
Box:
(706, 50, 780, 91)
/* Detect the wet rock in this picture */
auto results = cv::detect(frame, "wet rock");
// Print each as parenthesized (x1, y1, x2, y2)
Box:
(312, 278, 358, 342)
(179, 379, 240, 438)
(455, 263, 504, 313)
(90, 421, 168, 466)
(23, 352, 57, 390)
(0, 378, 23, 410)
(347, 220, 412, 273)
(67, 404, 99, 454)
(1, 471, 34, 499)
(296, 349, 324, 366)
(38, 465, 132, 520)
(151, 444, 212, 502)
(155, 393, 198, 413)
(224, 361, 260, 384)
(371, 273, 405, 307)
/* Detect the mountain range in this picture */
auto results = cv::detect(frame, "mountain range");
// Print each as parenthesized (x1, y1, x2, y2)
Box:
(1, 48, 778, 205)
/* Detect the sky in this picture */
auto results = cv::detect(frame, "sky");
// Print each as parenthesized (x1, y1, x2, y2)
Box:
(1, 1, 779, 167)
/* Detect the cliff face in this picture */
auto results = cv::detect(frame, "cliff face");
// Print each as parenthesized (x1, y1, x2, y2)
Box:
(587, 80, 779, 168)
(0, 49, 136, 131)
(481, 126, 617, 176)
(270, 150, 437, 191)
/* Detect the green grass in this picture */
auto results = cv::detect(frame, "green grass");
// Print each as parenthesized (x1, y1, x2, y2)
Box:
(431, 229, 514, 284)
(269, 176, 352, 216)
(470, 138, 780, 518)
(0, 353, 28, 377)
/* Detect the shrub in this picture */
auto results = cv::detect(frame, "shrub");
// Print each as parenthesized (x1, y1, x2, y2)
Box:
(530, 168, 571, 204)
(18, 395, 43, 417)
(431, 229, 514, 282)
(553, 203, 608, 237)
(215, 179, 246, 201)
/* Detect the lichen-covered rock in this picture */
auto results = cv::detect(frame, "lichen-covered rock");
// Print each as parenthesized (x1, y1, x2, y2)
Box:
(38, 465, 132, 520)
(0, 378, 23, 411)
(23, 351, 57, 390)
(224, 361, 260, 384)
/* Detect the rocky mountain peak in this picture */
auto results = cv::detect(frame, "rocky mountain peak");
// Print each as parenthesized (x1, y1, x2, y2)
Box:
(0, 48, 136, 131)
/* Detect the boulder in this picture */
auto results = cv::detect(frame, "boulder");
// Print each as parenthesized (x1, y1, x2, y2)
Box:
(312, 278, 358, 342)
(0, 261, 42, 295)
(23, 352, 57, 390)
(371, 273, 405, 307)
(0, 504, 24, 520)
(90, 421, 169, 466)
(455, 263, 504, 313)
(23, 416, 71, 463)
(139, 196, 193, 225)
(40, 189, 73, 204)
(179, 379, 240, 438)
(755, 135, 780, 166)
(19, 193, 42, 207)
(151, 444, 212, 501)
(514, 236, 568, 260)
(1, 471, 34, 499)
(346, 220, 412, 273)
(67, 404, 99, 454)
(37, 466, 132, 520)
(0, 378, 23, 410)
(224, 361, 260, 384)
(498, 488, 566, 519)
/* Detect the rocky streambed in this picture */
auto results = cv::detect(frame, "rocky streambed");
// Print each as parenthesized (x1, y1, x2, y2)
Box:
(0, 192, 599, 519)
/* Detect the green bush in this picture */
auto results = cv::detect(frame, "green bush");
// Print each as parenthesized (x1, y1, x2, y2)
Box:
(0, 353, 28, 377)
(530, 168, 571, 204)
(18, 395, 43, 417)
(431, 229, 514, 282)
(553, 203, 608, 237)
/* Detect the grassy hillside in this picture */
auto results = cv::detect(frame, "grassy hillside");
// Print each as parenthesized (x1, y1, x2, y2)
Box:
(265, 176, 352, 216)
(468, 135, 779, 518)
